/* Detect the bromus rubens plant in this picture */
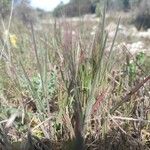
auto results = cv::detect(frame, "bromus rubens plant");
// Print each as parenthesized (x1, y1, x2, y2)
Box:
(0, 1, 150, 150)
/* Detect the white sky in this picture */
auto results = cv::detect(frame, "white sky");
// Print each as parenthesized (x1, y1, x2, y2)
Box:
(30, 0, 70, 11)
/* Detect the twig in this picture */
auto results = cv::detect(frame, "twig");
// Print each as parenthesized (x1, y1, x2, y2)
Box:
(108, 114, 127, 134)
(111, 116, 150, 123)
(110, 75, 150, 114)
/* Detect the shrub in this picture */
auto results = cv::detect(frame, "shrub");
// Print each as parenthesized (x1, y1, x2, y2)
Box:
(134, 0, 150, 30)
(53, 0, 95, 17)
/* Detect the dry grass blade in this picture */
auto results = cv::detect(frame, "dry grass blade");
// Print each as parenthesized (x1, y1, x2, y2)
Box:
(30, 22, 44, 94)
(91, 88, 108, 114)
(111, 116, 150, 123)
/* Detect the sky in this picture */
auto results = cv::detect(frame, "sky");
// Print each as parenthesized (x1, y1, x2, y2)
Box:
(30, 0, 70, 11)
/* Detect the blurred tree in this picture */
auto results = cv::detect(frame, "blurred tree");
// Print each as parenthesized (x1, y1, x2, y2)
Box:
(0, 0, 12, 18)
(123, 0, 131, 11)
(14, 0, 37, 24)
(0, 0, 31, 19)
(54, 0, 95, 17)
(36, 8, 45, 18)
(53, 1, 64, 17)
